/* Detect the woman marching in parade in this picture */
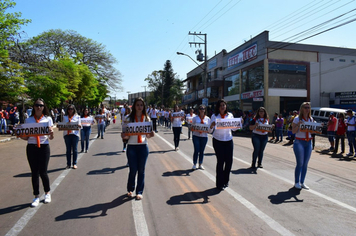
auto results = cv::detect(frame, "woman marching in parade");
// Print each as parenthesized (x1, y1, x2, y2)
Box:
(80, 108, 95, 153)
(249, 107, 270, 169)
(191, 104, 211, 170)
(171, 105, 185, 151)
(20, 98, 54, 207)
(292, 102, 314, 190)
(63, 104, 81, 169)
(210, 99, 238, 190)
(121, 97, 154, 200)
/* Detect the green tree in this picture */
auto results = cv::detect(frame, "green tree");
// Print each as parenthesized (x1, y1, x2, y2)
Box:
(0, 0, 31, 102)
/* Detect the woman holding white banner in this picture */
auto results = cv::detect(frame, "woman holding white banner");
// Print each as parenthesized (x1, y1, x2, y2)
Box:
(121, 97, 154, 200)
(63, 105, 81, 169)
(292, 102, 314, 190)
(171, 105, 185, 151)
(210, 99, 238, 190)
(96, 108, 106, 139)
(21, 98, 54, 207)
(186, 107, 196, 140)
(191, 104, 211, 170)
(249, 107, 270, 169)
(80, 108, 95, 153)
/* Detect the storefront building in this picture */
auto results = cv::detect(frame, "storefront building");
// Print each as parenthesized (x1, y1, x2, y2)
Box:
(183, 31, 356, 117)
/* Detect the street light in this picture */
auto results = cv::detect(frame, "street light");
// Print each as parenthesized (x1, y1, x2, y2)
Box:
(177, 51, 207, 103)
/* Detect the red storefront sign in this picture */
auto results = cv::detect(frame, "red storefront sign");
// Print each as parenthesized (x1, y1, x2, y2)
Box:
(241, 89, 264, 99)
(228, 43, 258, 68)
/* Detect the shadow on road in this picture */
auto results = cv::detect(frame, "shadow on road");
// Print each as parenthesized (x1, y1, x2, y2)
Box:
(93, 151, 121, 156)
(50, 154, 66, 158)
(149, 149, 175, 154)
(268, 187, 303, 204)
(0, 203, 30, 215)
(87, 165, 127, 175)
(162, 169, 194, 177)
(55, 194, 133, 221)
(231, 167, 257, 175)
(13, 168, 65, 178)
(166, 188, 221, 205)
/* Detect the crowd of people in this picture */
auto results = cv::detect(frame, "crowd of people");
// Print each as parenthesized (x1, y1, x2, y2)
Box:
(9, 96, 356, 207)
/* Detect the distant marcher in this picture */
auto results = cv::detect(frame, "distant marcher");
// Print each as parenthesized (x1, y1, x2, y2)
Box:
(122, 106, 132, 153)
(334, 113, 346, 154)
(149, 105, 158, 132)
(292, 102, 314, 190)
(63, 105, 81, 169)
(80, 108, 95, 153)
(96, 108, 106, 139)
(249, 107, 270, 169)
(186, 108, 196, 140)
(20, 98, 54, 207)
(270, 113, 278, 141)
(171, 105, 185, 151)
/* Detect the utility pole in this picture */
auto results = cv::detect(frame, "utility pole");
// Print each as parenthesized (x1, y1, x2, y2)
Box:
(141, 86, 147, 101)
(189, 31, 207, 105)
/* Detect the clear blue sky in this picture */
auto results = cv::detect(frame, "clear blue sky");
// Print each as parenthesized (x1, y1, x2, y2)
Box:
(10, 0, 356, 101)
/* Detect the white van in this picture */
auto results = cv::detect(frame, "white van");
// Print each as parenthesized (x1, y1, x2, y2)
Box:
(311, 107, 347, 123)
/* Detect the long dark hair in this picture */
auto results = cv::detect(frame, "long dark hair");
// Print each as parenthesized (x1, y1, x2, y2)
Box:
(30, 98, 50, 117)
(214, 99, 228, 116)
(254, 107, 269, 120)
(81, 108, 90, 118)
(128, 97, 148, 122)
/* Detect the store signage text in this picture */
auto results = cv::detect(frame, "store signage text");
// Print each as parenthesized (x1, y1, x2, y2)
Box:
(228, 43, 257, 68)
(241, 89, 264, 99)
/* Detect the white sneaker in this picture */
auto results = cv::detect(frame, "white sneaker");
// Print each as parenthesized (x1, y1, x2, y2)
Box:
(294, 183, 302, 189)
(192, 164, 197, 170)
(44, 194, 51, 203)
(301, 183, 310, 190)
(31, 198, 40, 207)
(198, 164, 205, 170)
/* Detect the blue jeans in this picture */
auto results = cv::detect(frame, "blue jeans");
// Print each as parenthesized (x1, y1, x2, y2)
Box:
(81, 126, 91, 151)
(251, 133, 268, 167)
(327, 131, 335, 142)
(293, 139, 312, 184)
(0, 118, 7, 133)
(187, 125, 192, 138)
(126, 144, 149, 195)
(192, 135, 208, 165)
(97, 124, 105, 138)
(347, 131, 356, 153)
(64, 135, 79, 166)
(276, 127, 283, 141)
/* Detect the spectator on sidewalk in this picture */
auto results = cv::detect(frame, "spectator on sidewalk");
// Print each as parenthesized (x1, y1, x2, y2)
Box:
(345, 109, 356, 157)
(327, 113, 337, 151)
(270, 113, 278, 141)
(275, 114, 284, 142)
(334, 112, 346, 155)
(0, 107, 7, 134)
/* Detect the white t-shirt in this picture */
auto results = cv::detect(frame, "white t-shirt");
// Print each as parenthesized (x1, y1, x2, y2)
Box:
(346, 116, 356, 131)
(81, 116, 95, 127)
(252, 118, 270, 136)
(26, 116, 53, 145)
(186, 113, 196, 126)
(211, 112, 235, 141)
(293, 116, 314, 139)
(124, 116, 151, 145)
(63, 115, 81, 137)
(149, 109, 158, 118)
(192, 115, 212, 138)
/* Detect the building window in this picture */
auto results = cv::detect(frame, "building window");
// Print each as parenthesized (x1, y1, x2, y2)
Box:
(224, 73, 240, 96)
(214, 68, 218, 79)
(242, 65, 264, 93)
(330, 58, 334, 61)
(269, 63, 307, 89)
(339, 59, 345, 62)
(351, 60, 355, 63)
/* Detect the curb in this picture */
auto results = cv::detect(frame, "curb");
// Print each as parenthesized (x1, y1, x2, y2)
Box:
(0, 137, 14, 143)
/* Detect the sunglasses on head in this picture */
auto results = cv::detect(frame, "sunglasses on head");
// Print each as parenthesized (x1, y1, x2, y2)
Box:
(35, 104, 44, 107)
(199, 107, 205, 110)
(68, 108, 74, 110)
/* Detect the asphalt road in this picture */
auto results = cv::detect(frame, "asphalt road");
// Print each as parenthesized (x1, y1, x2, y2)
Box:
(1, 121, 356, 236)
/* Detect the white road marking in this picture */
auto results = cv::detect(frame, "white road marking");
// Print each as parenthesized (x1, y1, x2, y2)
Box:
(156, 133, 295, 236)
(5, 137, 97, 236)
(132, 200, 150, 236)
